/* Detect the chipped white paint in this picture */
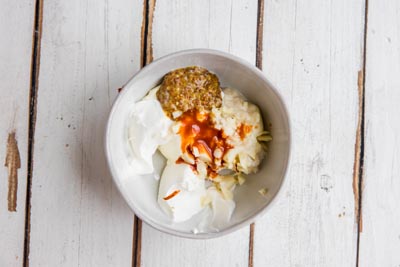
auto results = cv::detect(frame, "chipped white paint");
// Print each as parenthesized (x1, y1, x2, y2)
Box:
(140, 0, 257, 266)
(27, 0, 143, 265)
(0, 1, 34, 266)
(359, 0, 400, 266)
(253, 0, 365, 266)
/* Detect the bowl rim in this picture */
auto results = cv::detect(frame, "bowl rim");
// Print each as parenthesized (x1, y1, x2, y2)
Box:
(105, 48, 292, 239)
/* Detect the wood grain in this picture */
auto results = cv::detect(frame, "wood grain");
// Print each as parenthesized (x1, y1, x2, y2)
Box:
(132, 217, 142, 267)
(255, 0, 264, 70)
(248, 223, 255, 267)
(140, 0, 258, 266)
(253, 0, 366, 266)
(27, 0, 143, 265)
(24, 0, 43, 265)
(358, 0, 400, 265)
(353, 70, 365, 235)
(140, 0, 156, 68)
(6, 132, 21, 212)
(145, 0, 156, 65)
(249, 1, 265, 265)
(0, 0, 35, 265)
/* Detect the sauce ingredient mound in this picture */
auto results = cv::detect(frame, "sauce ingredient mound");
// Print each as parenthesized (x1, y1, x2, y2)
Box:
(128, 66, 272, 231)
(156, 66, 222, 119)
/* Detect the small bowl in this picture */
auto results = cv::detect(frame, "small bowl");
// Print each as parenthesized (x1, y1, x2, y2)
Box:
(105, 49, 291, 239)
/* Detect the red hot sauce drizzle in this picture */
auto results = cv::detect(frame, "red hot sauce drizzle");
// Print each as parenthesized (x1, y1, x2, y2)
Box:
(175, 110, 232, 178)
(163, 190, 181, 200)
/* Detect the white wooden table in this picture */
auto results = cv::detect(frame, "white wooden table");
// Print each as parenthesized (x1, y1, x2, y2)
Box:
(1, 0, 399, 266)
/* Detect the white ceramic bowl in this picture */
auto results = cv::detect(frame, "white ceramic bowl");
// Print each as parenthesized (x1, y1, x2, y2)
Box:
(105, 49, 291, 239)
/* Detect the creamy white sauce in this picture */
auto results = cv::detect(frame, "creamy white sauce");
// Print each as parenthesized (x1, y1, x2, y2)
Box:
(128, 86, 266, 230)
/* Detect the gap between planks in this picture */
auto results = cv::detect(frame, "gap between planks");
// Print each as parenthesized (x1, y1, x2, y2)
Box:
(132, 0, 156, 266)
(248, 1, 264, 266)
(23, 0, 44, 266)
(354, 0, 369, 266)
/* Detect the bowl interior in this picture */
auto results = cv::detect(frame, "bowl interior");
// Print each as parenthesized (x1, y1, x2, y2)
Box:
(106, 50, 290, 238)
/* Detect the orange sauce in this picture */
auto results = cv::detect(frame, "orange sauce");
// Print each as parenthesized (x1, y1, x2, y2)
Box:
(237, 124, 252, 140)
(163, 190, 181, 200)
(176, 110, 232, 177)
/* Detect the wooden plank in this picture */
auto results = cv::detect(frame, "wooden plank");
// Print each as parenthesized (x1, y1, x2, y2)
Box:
(253, 0, 366, 266)
(0, 1, 35, 266)
(140, 0, 258, 266)
(358, 0, 400, 265)
(27, 0, 143, 265)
